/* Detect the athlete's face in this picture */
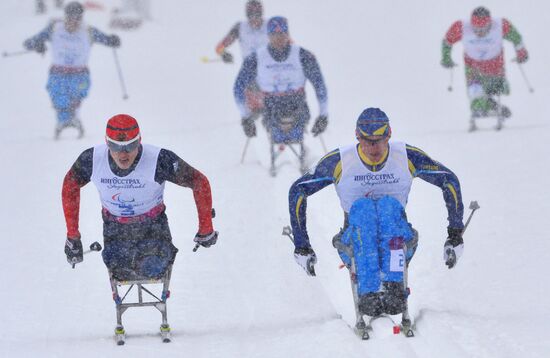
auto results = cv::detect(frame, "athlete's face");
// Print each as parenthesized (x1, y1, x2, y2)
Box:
(357, 133, 390, 163)
(65, 15, 82, 33)
(109, 146, 140, 170)
(473, 23, 491, 37)
(269, 33, 290, 50)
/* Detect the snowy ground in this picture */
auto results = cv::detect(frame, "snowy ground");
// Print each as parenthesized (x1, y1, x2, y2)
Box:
(1, 1, 549, 357)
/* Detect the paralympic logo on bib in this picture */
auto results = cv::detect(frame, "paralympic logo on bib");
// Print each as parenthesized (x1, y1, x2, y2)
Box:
(111, 193, 137, 216)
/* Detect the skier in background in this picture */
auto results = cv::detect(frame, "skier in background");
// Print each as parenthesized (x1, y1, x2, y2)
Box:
(36, 0, 64, 15)
(23, 1, 121, 139)
(216, 0, 269, 121)
(234, 16, 328, 142)
(61, 114, 218, 278)
(288, 107, 465, 317)
(110, 0, 152, 30)
(441, 6, 529, 131)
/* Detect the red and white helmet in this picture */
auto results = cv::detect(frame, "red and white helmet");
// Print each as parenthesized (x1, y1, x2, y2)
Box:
(105, 114, 141, 152)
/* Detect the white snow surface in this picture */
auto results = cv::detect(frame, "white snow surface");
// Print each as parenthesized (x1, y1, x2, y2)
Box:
(1, 1, 549, 357)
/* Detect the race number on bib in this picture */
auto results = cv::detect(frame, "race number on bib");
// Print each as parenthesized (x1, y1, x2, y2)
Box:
(390, 249, 405, 272)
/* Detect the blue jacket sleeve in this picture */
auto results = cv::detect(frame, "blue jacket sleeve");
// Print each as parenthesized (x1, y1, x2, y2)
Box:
(300, 48, 328, 116)
(406, 144, 464, 229)
(89, 27, 113, 45)
(23, 22, 54, 49)
(233, 53, 258, 117)
(288, 149, 341, 249)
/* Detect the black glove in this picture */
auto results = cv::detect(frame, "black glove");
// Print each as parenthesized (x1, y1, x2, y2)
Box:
(221, 51, 234, 64)
(24, 39, 46, 54)
(107, 35, 121, 48)
(440, 57, 456, 69)
(241, 116, 256, 137)
(311, 115, 328, 137)
(444, 227, 464, 269)
(194, 231, 218, 248)
(65, 238, 83, 266)
(294, 247, 317, 276)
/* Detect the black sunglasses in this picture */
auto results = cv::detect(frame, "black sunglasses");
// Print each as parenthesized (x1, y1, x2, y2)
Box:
(107, 139, 140, 153)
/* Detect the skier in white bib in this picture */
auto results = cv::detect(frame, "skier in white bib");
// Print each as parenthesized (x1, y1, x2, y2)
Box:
(441, 6, 529, 131)
(288, 107, 465, 317)
(61, 114, 218, 279)
(234, 16, 328, 141)
(216, 0, 269, 120)
(23, 2, 121, 139)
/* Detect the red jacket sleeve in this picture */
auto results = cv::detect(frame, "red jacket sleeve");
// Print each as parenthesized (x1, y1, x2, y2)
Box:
(191, 170, 214, 235)
(445, 20, 463, 44)
(62, 169, 84, 238)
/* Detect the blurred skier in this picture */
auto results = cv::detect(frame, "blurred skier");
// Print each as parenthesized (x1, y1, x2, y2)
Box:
(215, 0, 268, 64)
(36, 0, 64, 15)
(61, 114, 218, 279)
(216, 0, 269, 120)
(288, 108, 464, 318)
(23, 1, 121, 139)
(441, 6, 529, 131)
(110, 0, 152, 30)
(234, 16, 328, 142)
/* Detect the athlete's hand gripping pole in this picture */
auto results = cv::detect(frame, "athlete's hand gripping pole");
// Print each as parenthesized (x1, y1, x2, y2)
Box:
(444, 201, 479, 269)
(282, 226, 316, 276)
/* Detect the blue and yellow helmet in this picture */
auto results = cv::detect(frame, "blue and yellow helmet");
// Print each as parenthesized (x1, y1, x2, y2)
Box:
(356, 107, 390, 138)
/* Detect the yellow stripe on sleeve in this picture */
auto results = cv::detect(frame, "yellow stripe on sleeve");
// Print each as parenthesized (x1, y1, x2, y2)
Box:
(406, 145, 428, 157)
(333, 160, 342, 184)
(408, 159, 417, 177)
(319, 149, 339, 163)
(295, 195, 304, 226)
(446, 183, 459, 211)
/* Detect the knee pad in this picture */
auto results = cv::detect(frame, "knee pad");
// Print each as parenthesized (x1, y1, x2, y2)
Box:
(359, 292, 384, 317)
(382, 281, 406, 315)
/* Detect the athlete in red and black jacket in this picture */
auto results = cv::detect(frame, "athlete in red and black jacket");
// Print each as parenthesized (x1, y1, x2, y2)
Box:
(62, 114, 217, 271)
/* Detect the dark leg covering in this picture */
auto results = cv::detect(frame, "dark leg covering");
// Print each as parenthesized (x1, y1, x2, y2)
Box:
(102, 213, 178, 280)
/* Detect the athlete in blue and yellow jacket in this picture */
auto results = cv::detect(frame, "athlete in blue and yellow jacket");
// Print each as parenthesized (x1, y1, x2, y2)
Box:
(288, 107, 466, 316)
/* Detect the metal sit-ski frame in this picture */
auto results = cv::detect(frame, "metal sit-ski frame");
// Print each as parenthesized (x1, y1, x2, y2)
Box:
(333, 237, 415, 340)
(268, 116, 306, 177)
(109, 265, 173, 345)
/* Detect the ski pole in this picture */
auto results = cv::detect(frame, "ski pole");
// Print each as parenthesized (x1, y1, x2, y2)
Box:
(282, 226, 316, 276)
(200, 56, 222, 63)
(72, 241, 102, 269)
(445, 201, 479, 269)
(462, 200, 480, 235)
(318, 133, 328, 153)
(240, 137, 251, 164)
(112, 48, 129, 100)
(2, 50, 32, 58)
(515, 61, 534, 93)
(447, 66, 454, 92)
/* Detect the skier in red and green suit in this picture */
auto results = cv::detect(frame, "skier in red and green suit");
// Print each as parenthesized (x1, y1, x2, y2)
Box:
(441, 6, 529, 122)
